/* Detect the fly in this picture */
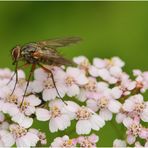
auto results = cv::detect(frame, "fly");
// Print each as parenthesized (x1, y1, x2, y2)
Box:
(9, 37, 81, 107)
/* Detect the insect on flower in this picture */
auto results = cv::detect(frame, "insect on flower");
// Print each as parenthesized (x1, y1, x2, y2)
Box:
(9, 37, 81, 106)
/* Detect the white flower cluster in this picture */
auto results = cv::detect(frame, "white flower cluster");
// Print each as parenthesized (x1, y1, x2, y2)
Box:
(0, 56, 148, 147)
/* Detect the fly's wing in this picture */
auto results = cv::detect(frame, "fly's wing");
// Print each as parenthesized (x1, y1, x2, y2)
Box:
(34, 37, 81, 66)
(34, 48, 75, 66)
(37, 37, 82, 49)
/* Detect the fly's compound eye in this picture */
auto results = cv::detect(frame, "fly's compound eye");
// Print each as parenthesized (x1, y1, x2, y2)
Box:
(11, 46, 21, 61)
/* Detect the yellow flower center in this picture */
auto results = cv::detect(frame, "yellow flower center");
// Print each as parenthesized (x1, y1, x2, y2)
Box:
(80, 138, 94, 147)
(43, 78, 54, 89)
(129, 124, 141, 136)
(6, 94, 18, 104)
(62, 139, 73, 147)
(76, 107, 92, 120)
(10, 125, 27, 138)
(20, 101, 30, 111)
(51, 106, 61, 118)
(134, 102, 145, 114)
(84, 80, 96, 92)
(65, 76, 75, 86)
(97, 97, 108, 109)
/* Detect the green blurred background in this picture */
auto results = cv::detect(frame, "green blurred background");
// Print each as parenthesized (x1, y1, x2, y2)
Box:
(0, 2, 148, 146)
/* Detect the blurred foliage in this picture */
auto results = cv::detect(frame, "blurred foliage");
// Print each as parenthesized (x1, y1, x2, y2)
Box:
(0, 2, 148, 146)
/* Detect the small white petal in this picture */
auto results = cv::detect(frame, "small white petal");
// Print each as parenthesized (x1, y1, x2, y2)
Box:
(90, 114, 105, 130)
(127, 135, 136, 145)
(34, 68, 47, 80)
(110, 66, 122, 77)
(115, 113, 126, 123)
(67, 84, 80, 97)
(49, 118, 58, 132)
(76, 120, 91, 135)
(141, 108, 148, 122)
(43, 89, 57, 101)
(86, 99, 98, 112)
(31, 81, 43, 93)
(93, 58, 106, 68)
(108, 100, 121, 113)
(123, 117, 133, 128)
(122, 99, 134, 112)
(89, 66, 99, 77)
(113, 139, 126, 147)
(99, 109, 112, 121)
(111, 87, 122, 99)
(73, 56, 88, 65)
(12, 113, 33, 128)
(36, 108, 50, 121)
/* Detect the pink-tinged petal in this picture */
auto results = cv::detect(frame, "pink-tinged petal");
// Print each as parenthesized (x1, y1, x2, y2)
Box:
(67, 84, 80, 97)
(111, 57, 125, 67)
(88, 134, 99, 143)
(87, 99, 98, 112)
(113, 139, 126, 147)
(34, 68, 48, 81)
(26, 95, 41, 106)
(5, 103, 19, 116)
(12, 113, 33, 128)
(0, 130, 15, 146)
(90, 114, 105, 130)
(66, 67, 79, 77)
(133, 69, 142, 76)
(73, 56, 88, 65)
(98, 69, 111, 81)
(49, 99, 64, 109)
(55, 115, 70, 131)
(89, 66, 99, 77)
(25, 132, 39, 146)
(65, 101, 80, 112)
(127, 135, 136, 145)
(123, 117, 133, 128)
(108, 100, 121, 113)
(99, 109, 112, 121)
(36, 108, 50, 121)
(43, 89, 56, 101)
(141, 108, 148, 122)
(77, 89, 87, 102)
(76, 120, 91, 135)
(49, 118, 58, 132)
(76, 74, 88, 85)
(31, 80, 43, 93)
(115, 113, 126, 123)
(16, 137, 29, 147)
(111, 87, 122, 99)
(139, 128, 148, 139)
(127, 81, 136, 90)
(17, 70, 26, 79)
(93, 58, 106, 68)
(25, 106, 35, 116)
(109, 66, 122, 77)
(122, 99, 134, 112)
(56, 84, 66, 98)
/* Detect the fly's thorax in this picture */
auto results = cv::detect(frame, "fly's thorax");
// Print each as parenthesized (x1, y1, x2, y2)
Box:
(21, 43, 40, 63)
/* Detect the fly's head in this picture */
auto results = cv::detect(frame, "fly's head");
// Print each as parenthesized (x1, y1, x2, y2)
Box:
(11, 46, 21, 65)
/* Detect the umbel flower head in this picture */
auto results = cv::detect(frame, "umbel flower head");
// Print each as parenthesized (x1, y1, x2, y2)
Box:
(0, 55, 147, 147)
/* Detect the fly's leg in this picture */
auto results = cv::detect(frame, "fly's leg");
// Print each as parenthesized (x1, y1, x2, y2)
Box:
(7, 63, 29, 86)
(10, 61, 18, 96)
(20, 64, 36, 108)
(38, 63, 67, 105)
